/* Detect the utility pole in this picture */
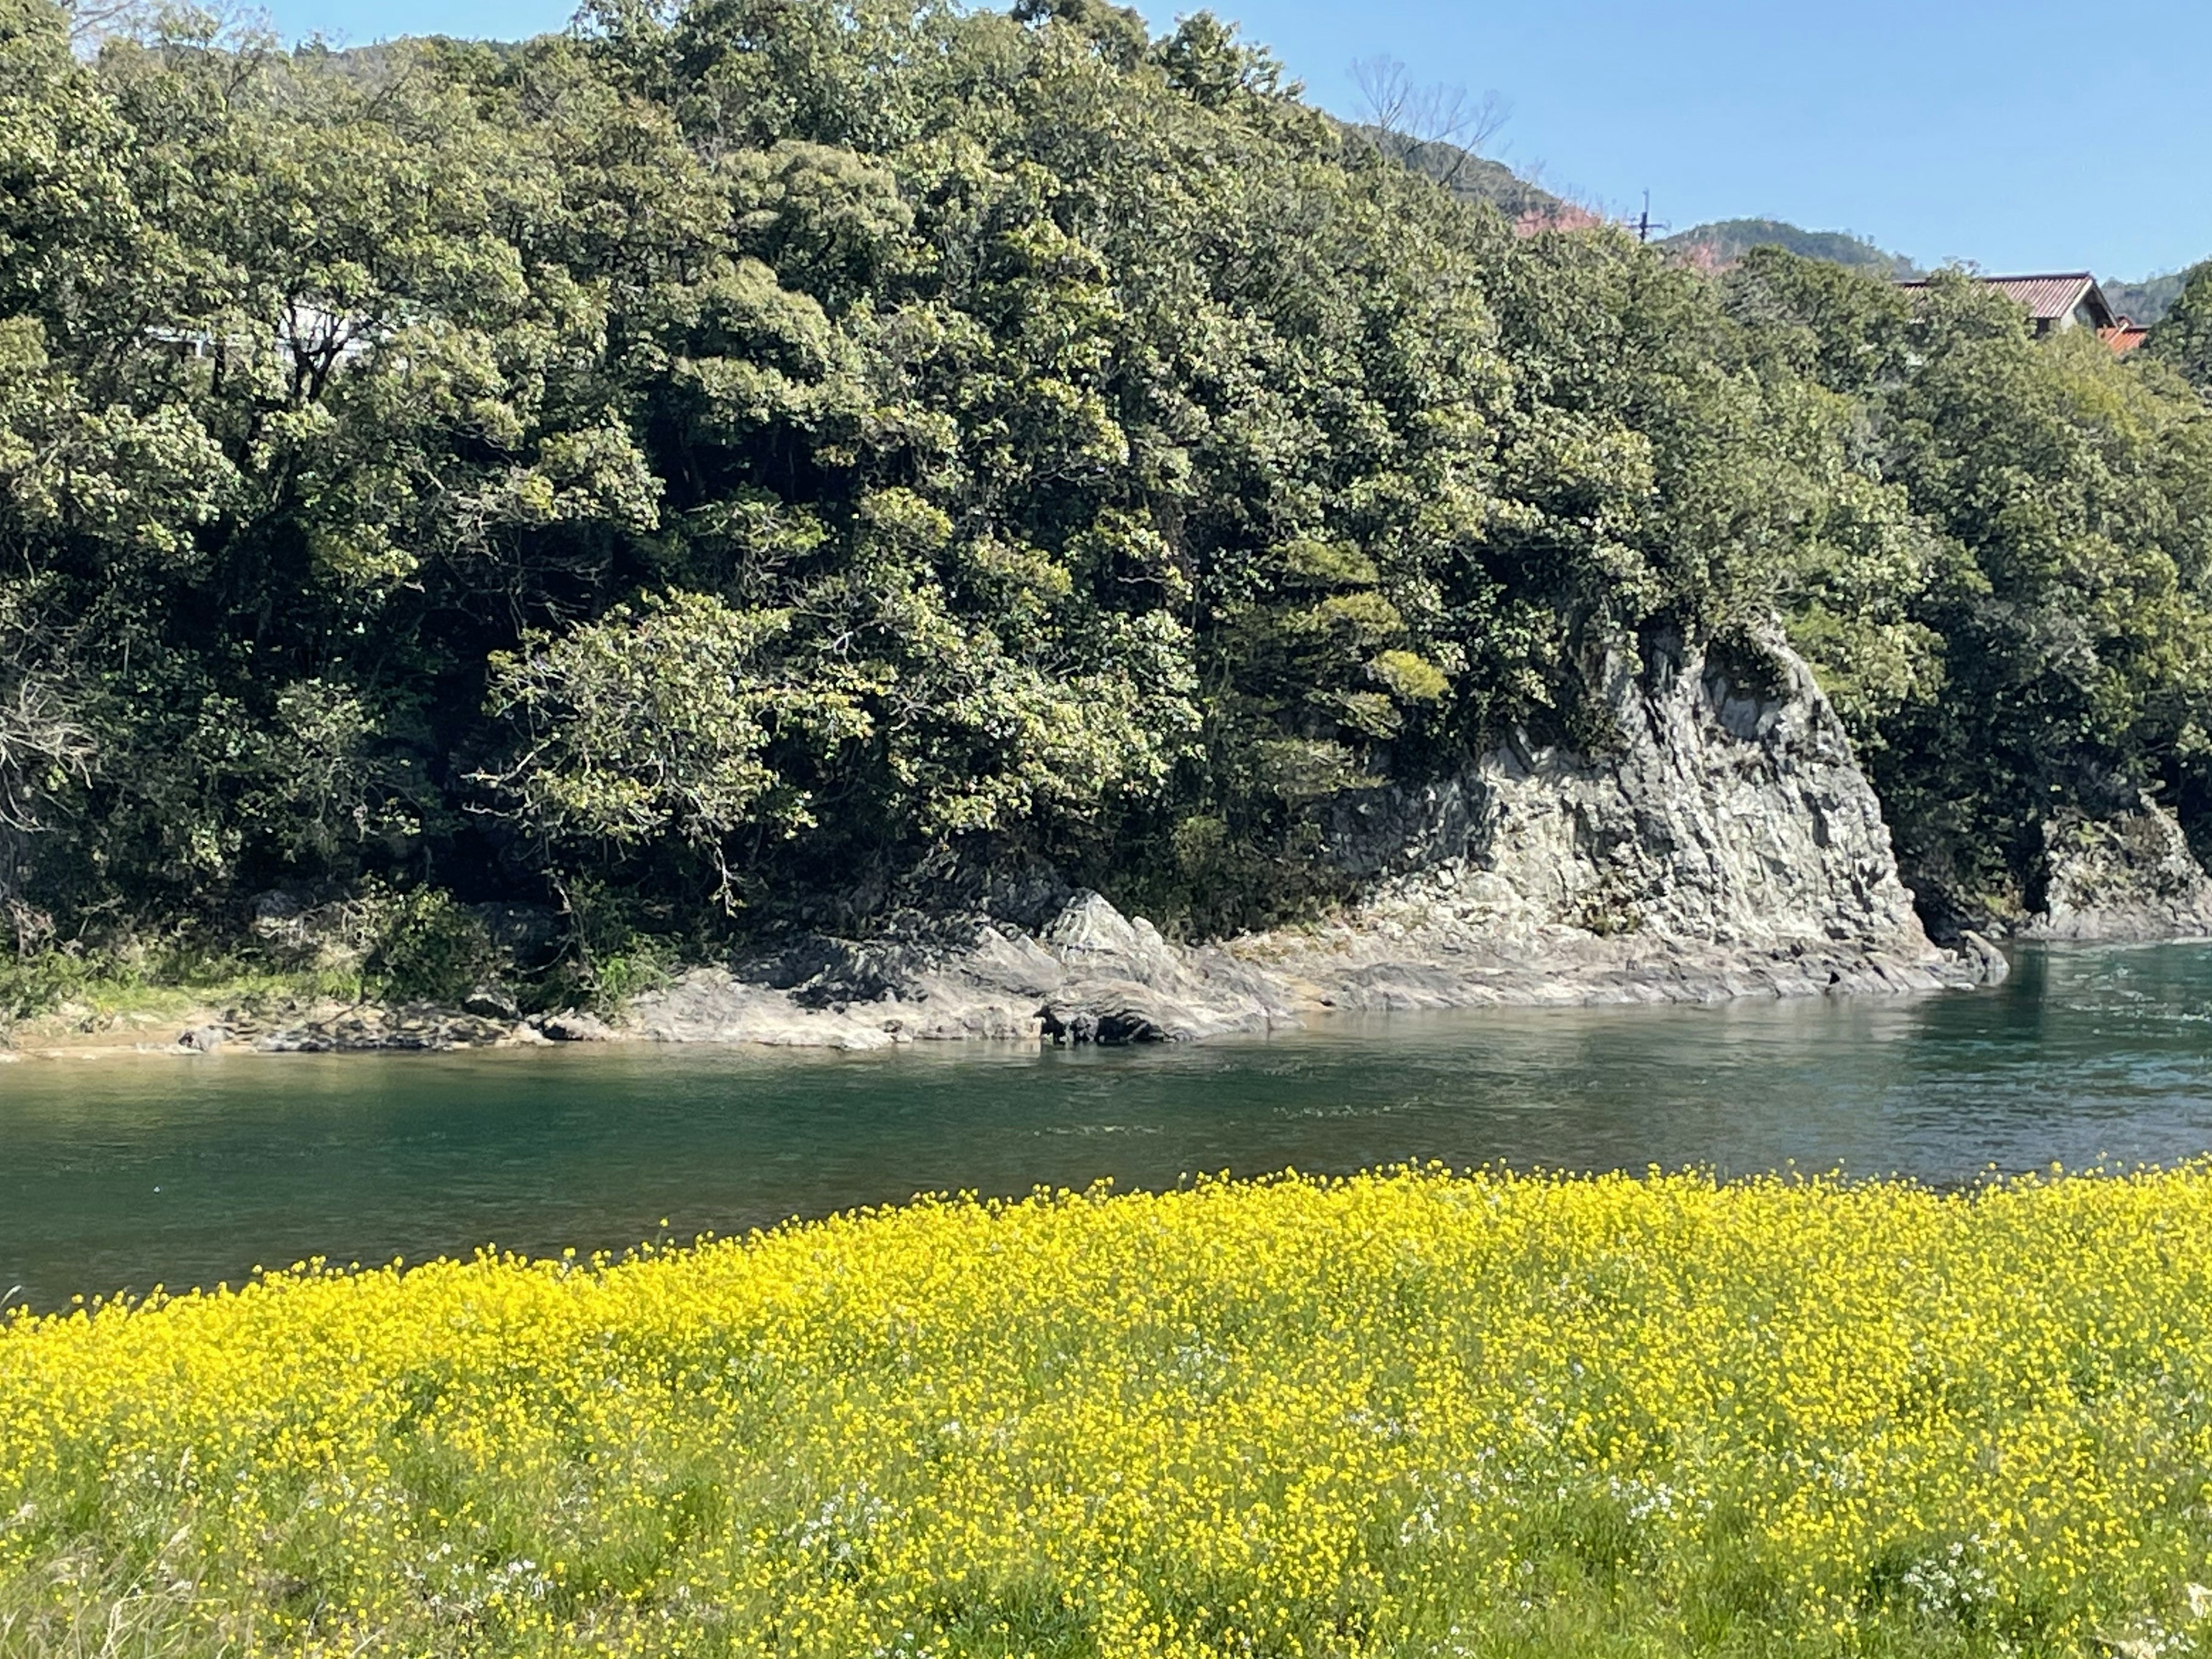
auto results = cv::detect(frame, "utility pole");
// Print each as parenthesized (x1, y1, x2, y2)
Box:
(1631, 190, 1669, 244)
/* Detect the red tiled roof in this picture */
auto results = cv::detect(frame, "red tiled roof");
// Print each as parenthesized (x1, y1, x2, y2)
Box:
(2101, 324, 2151, 356)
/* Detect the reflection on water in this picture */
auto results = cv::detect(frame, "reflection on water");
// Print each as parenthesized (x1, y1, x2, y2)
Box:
(7, 944, 2212, 1309)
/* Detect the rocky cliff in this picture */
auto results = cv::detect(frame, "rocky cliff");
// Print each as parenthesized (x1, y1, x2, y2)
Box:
(619, 633, 2004, 1047)
(2019, 796, 2212, 942)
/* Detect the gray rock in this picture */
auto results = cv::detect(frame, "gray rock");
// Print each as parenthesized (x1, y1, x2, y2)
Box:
(535, 1010, 616, 1043)
(620, 971, 902, 1048)
(1320, 632, 1924, 948)
(175, 1024, 229, 1054)
(1261, 631, 2002, 1008)
(254, 1003, 510, 1052)
(463, 986, 522, 1022)
(2021, 797, 2212, 942)
(1957, 930, 2009, 980)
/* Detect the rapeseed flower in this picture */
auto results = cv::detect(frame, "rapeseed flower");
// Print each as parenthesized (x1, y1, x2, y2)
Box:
(4, 1166, 2212, 1656)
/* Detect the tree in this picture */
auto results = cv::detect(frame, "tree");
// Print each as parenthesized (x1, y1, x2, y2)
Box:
(2147, 259, 2212, 396)
(7, 0, 2211, 965)
(1725, 254, 2212, 926)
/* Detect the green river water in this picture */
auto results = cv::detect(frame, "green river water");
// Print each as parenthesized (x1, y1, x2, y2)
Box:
(8, 942, 2212, 1310)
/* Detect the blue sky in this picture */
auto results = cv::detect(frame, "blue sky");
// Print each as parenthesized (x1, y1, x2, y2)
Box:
(267, 0, 2209, 282)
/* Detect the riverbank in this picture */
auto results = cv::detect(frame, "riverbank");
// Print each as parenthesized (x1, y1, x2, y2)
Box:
(7, 1166, 2211, 1657)
(0, 979, 556, 1061)
(0, 887, 2007, 1059)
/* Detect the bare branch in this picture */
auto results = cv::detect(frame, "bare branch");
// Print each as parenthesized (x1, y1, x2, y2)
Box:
(65, 0, 160, 50)
(0, 680, 95, 835)
(68, 0, 276, 55)
(1349, 54, 1511, 191)
(1350, 55, 1414, 138)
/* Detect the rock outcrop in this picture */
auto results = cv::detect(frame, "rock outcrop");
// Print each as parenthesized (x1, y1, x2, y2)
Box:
(1215, 632, 1998, 1013)
(2021, 797, 2212, 942)
(623, 892, 1298, 1049)
(620, 633, 2005, 1046)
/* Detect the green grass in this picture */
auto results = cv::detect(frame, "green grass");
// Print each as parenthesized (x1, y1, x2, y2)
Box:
(0, 948, 365, 1036)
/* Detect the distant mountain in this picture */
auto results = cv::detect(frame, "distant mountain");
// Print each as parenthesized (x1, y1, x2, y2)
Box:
(1358, 158, 2191, 324)
(2105, 272, 2188, 327)
(1659, 219, 1918, 278)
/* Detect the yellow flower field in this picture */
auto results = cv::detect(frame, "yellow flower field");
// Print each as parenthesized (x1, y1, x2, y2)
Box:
(6, 1166, 2212, 1657)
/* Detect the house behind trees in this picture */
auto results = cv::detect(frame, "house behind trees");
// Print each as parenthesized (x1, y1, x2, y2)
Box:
(1896, 271, 2149, 353)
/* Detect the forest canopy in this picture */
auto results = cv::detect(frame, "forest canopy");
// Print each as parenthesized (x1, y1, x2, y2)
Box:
(5, 0, 2212, 996)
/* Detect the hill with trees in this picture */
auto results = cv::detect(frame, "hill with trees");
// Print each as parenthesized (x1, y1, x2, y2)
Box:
(2110, 270, 2190, 326)
(5, 0, 2212, 1012)
(1661, 218, 1916, 277)
(1351, 126, 1566, 222)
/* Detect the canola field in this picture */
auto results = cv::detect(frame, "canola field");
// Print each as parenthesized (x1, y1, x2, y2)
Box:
(6, 1167, 2212, 1658)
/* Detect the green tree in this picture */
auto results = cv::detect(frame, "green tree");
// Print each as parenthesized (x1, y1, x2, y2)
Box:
(2147, 259, 2212, 395)
(1726, 254, 2212, 926)
(10, 0, 2212, 967)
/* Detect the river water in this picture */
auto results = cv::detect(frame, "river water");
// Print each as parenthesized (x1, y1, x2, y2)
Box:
(8, 942, 2212, 1310)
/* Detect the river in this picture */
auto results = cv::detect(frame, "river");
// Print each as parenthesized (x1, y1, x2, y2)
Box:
(7, 942, 2212, 1311)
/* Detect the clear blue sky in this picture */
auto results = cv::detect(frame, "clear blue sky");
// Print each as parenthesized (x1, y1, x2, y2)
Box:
(264, 0, 2210, 281)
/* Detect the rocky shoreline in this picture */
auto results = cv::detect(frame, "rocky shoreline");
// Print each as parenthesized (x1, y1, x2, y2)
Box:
(611, 886, 2007, 1052)
(0, 890, 2004, 1059)
(6, 632, 2025, 1060)
(26, 632, 2212, 1062)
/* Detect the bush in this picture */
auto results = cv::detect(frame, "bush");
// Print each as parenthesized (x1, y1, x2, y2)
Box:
(361, 887, 499, 1005)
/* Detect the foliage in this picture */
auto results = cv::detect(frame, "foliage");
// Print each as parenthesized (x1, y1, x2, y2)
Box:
(3, 0, 2212, 957)
(482, 593, 868, 908)
(2148, 260, 2212, 395)
(359, 884, 500, 1005)
(9, 1166, 2212, 1655)
(1722, 252, 2212, 922)
(0, 942, 356, 1027)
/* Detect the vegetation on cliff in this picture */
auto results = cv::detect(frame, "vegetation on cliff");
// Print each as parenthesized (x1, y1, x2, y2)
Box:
(5, 0, 2212, 999)
(1727, 252, 2212, 929)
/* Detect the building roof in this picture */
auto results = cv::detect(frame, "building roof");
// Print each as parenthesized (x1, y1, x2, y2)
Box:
(1896, 271, 2119, 328)
(2100, 323, 2151, 356)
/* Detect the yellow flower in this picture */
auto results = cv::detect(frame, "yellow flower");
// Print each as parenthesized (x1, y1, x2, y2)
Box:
(3, 1166, 2212, 1656)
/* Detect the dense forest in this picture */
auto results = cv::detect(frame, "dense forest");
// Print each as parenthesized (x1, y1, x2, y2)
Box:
(5, 0, 2212, 1007)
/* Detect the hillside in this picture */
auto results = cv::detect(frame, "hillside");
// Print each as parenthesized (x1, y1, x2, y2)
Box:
(1660, 217, 1918, 276)
(1350, 124, 1567, 219)
(2108, 270, 2188, 325)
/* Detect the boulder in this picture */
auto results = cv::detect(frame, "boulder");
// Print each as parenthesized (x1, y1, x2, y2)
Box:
(463, 986, 522, 1022)
(536, 1010, 615, 1043)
